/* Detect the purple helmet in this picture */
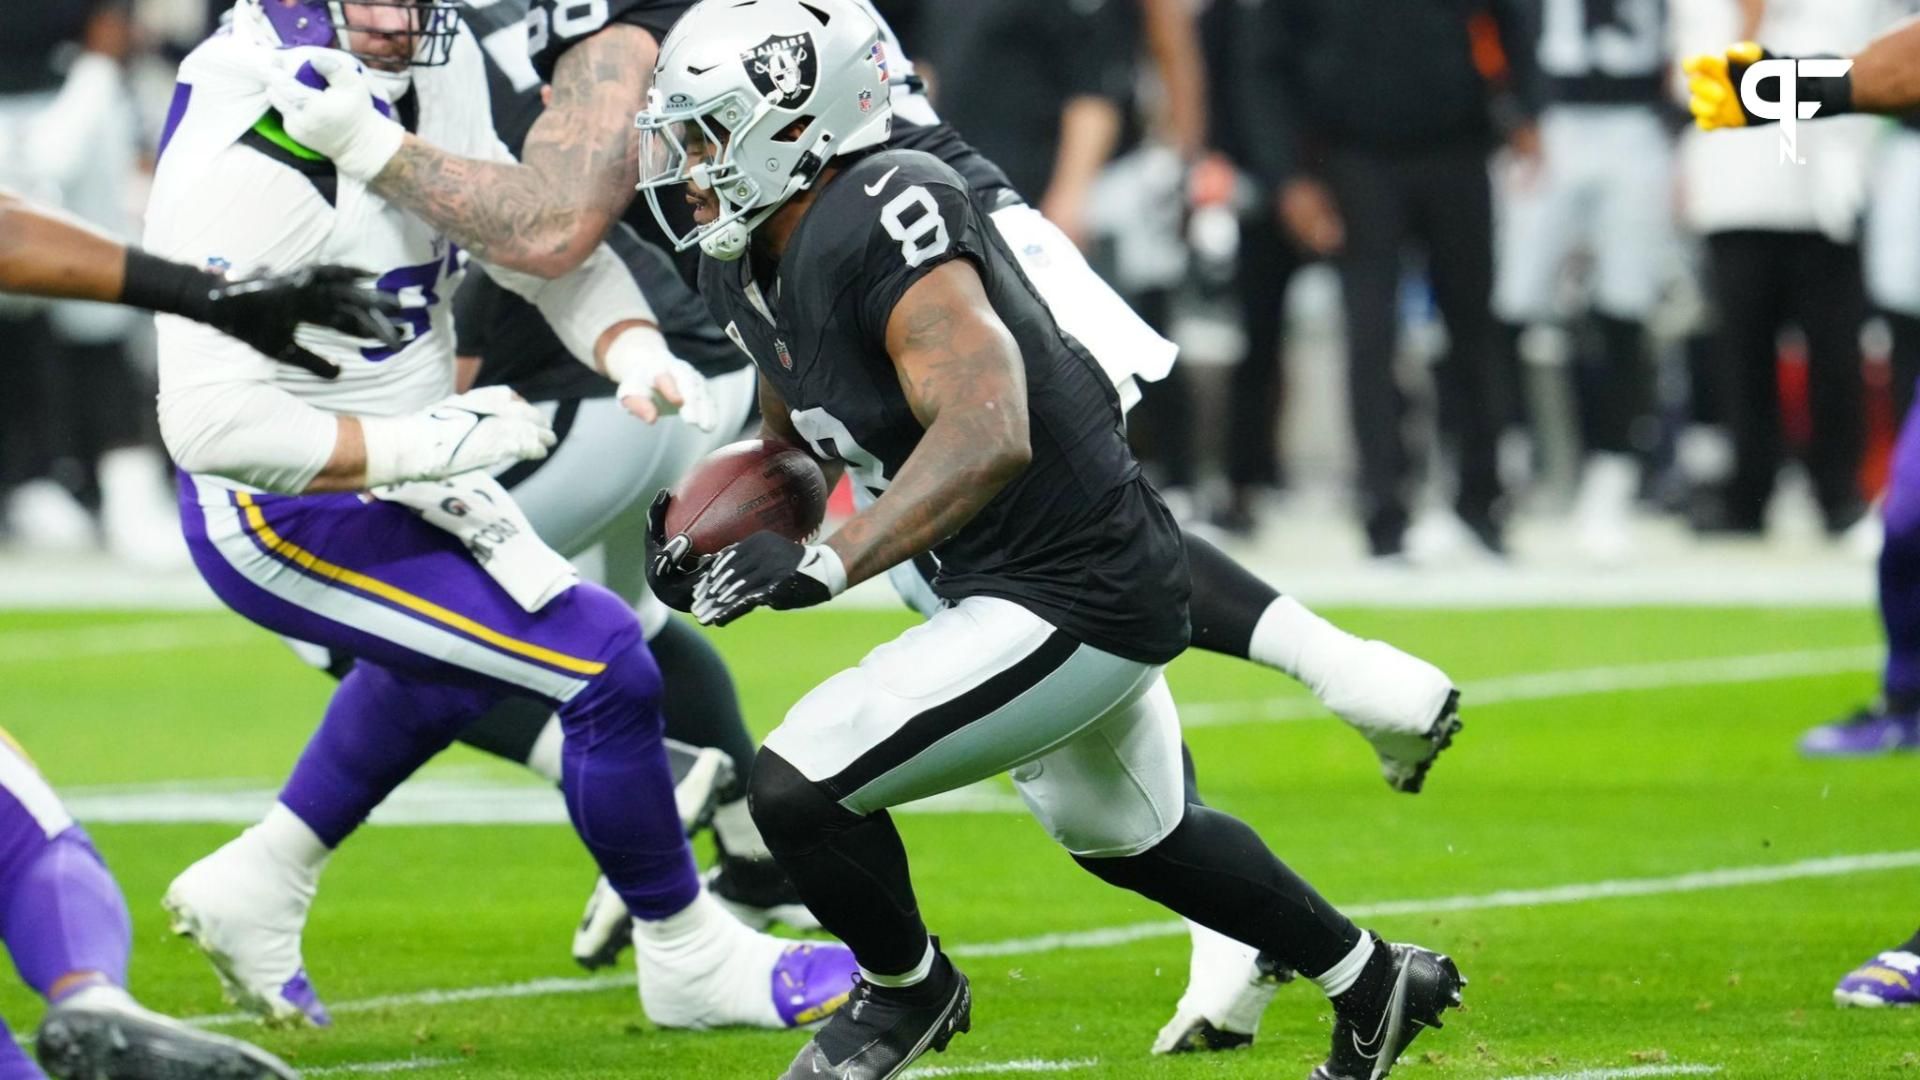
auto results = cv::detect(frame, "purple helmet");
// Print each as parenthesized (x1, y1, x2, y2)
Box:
(255, 0, 460, 68)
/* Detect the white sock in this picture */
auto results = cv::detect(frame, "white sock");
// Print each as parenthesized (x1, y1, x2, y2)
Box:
(525, 716, 564, 784)
(248, 803, 330, 880)
(1313, 935, 1377, 999)
(631, 887, 781, 1029)
(713, 798, 774, 861)
(633, 886, 739, 950)
(1248, 596, 1361, 697)
(861, 939, 935, 988)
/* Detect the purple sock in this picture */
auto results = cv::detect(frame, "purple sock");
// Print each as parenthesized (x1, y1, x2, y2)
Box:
(278, 663, 499, 847)
(0, 1017, 43, 1080)
(558, 638, 700, 920)
(0, 825, 130, 1000)
(1881, 404, 1920, 710)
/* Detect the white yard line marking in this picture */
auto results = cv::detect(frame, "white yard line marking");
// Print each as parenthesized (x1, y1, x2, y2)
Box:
(903, 1058, 1099, 1078)
(63, 778, 1023, 827)
(0, 619, 257, 666)
(181, 849, 1920, 1028)
(303, 1058, 459, 1076)
(954, 849, 1920, 957)
(1181, 645, 1880, 728)
(1495, 1065, 1722, 1080)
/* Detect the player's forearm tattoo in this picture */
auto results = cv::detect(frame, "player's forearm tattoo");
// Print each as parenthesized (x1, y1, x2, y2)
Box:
(828, 292, 1030, 587)
(370, 28, 652, 276)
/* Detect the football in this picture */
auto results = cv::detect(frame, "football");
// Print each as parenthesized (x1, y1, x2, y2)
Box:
(664, 439, 830, 557)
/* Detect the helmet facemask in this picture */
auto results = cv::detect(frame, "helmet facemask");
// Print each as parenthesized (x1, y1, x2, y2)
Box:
(636, 90, 832, 262)
(635, 0, 894, 262)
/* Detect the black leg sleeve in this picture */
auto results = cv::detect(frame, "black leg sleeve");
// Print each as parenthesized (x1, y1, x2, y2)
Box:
(1184, 529, 1281, 660)
(651, 616, 757, 801)
(1074, 805, 1362, 979)
(749, 750, 929, 976)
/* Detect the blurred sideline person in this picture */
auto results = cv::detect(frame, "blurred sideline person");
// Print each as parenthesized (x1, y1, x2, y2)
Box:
(1495, 0, 1673, 564)
(1238, 0, 1543, 560)
(147, 0, 855, 1035)
(1202, 0, 1302, 534)
(1687, 17, 1920, 1009)
(635, 6, 1467, 1078)
(0, 0, 172, 563)
(0, 192, 408, 1080)
(1672, 0, 1880, 539)
(269, 0, 1472, 1054)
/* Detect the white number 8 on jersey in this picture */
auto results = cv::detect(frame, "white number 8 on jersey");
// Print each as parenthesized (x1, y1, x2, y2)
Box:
(881, 186, 951, 268)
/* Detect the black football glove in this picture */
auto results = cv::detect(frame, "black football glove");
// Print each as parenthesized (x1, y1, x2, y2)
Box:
(204, 265, 404, 380)
(645, 490, 707, 613)
(691, 531, 847, 627)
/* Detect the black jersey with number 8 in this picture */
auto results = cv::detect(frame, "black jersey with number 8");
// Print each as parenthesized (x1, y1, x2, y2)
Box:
(699, 150, 1191, 665)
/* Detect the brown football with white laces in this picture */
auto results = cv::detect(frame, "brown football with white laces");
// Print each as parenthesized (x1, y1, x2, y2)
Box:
(664, 439, 829, 558)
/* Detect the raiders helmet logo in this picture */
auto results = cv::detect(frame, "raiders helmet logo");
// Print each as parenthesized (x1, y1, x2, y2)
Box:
(741, 33, 817, 108)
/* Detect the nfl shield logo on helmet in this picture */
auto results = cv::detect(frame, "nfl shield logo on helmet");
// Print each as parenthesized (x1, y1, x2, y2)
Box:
(859, 88, 874, 113)
(741, 34, 818, 108)
(775, 338, 794, 370)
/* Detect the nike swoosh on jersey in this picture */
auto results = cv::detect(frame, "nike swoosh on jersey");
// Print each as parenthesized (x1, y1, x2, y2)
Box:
(865, 166, 900, 196)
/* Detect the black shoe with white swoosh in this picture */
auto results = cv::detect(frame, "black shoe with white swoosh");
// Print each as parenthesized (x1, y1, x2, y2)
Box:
(1309, 940, 1465, 1080)
(778, 945, 971, 1080)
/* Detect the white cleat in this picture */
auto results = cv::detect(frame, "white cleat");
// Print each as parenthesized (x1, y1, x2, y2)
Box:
(163, 838, 330, 1028)
(1319, 641, 1462, 794)
(1152, 921, 1291, 1054)
(36, 985, 298, 1080)
(632, 890, 856, 1031)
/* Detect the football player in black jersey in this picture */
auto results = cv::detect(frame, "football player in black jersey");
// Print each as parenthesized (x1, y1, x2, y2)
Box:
(632, 5, 1466, 1079)
(269, 0, 1471, 1053)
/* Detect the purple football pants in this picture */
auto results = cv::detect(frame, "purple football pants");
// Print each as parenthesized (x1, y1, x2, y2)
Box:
(0, 736, 134, 1079)
(178, 475, 698, 919)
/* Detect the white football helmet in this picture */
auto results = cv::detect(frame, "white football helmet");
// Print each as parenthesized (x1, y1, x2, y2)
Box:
(636, 0, 893, 261)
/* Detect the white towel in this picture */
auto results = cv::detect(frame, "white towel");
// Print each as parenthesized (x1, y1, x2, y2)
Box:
(372, 472, 579, 613)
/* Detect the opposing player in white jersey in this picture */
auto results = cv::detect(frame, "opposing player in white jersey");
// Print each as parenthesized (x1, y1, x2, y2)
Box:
(261, 0, 1467, 1055)
(1495, 0, 1673, 564)
(148, 0, 855, 1034)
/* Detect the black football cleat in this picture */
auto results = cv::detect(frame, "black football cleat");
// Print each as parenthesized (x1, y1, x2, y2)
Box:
(37, 986, 298, 1080)
(778, 949, 972, 1080)
(1309, 940, 1465, 1080)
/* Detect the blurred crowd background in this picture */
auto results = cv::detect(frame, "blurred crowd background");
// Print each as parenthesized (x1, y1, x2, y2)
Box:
(5, 0, 1919, 576)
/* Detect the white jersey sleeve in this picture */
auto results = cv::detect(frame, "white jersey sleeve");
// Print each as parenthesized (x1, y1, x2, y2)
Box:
(148, 142, 345, 493)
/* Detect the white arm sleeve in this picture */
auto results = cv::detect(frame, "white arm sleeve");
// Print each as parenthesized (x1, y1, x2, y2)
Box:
(148, 143, 346, 493)
(472, 139, 657, 370)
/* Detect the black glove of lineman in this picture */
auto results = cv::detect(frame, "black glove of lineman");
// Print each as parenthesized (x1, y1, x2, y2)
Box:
(204, 265, 404, 380)
(691, 531, 847, 627)
(645, 490, 707, 613)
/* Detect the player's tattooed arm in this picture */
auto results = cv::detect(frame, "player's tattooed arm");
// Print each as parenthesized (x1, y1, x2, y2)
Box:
(826, 261, 1031, 587)
(370, 26, 656, 278)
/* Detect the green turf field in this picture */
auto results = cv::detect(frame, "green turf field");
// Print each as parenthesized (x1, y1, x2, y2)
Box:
(1, 604, 1914, 1079)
